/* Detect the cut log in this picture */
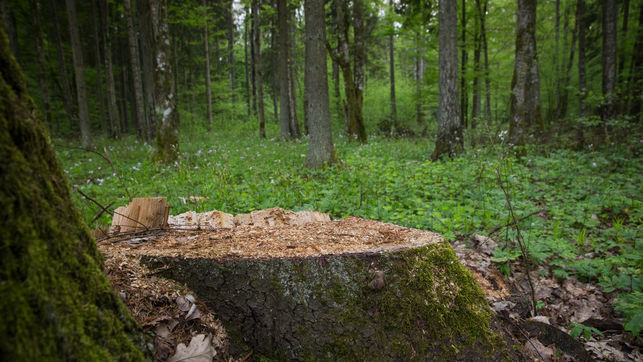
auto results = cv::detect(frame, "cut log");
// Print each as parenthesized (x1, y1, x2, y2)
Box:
(111, 197, 169, 232)
(101, 215, 518, 360)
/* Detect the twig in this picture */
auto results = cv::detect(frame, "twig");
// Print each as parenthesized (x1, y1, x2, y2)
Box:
(239, 350, 253, 362)
(54, 143, 133, 201)
(89, 201, 115, 224)
(74, 187, 148, 231)
(488, 209, 541, 236)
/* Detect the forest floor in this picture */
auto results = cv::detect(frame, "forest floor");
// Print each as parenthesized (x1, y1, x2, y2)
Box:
(56, 126, 641, 360)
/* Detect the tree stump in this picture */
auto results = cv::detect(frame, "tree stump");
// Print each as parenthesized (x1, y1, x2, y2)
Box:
(102, 211, 512, 360)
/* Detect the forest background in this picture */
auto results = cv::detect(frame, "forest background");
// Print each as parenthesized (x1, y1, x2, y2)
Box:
(2, 0, 641, 339)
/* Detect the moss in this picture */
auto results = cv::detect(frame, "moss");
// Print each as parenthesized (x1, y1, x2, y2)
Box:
(0, 29, 149, 360)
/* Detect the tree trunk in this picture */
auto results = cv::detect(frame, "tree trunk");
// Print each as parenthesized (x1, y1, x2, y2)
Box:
(32, 0, 52, 129)
(139, 0, 157, 138)
(65, 0, 92, 148)
(279, 0, 294, 138)
(627, 4, 642, 118)
(228, 0, 236, 114)
(137, 217, 511, 360)
(304, 0, 337, 168)
(0, 27, 149, 360)
(203, 0, 213, 130)
(558, 3, 577, 121)
(287, 5, 300, 138)
(151, 0, 179, 163)
(508, 0, 542, 147)
(617, 0, 629, 114)
(460, 0, 468, 129)
(353, 0, 365, 113)
(332, 58, 342, 121)
(244, 5, 251, 117)
(389, 0, 397, 128)
(416, 36, 425, 125)
(91, 0, 107, 135)
(99, 0, 120, 138)
(578, 0, 587, 118)
(252, 0, 266, 138)
(270, 18, 279, 124)
(601, 0, 617, 129)
(250, 5, 257, 118)
(480, 0, 491, 123)
(124, 0, 148, 139)
(472, 0, 482, 128)
(432, 0, 462, 160)
(50, 0, 76, 130)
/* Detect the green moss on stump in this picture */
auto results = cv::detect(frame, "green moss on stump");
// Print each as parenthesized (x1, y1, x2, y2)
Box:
(144, 241, 510, 360)
(0, 29, 149, 360)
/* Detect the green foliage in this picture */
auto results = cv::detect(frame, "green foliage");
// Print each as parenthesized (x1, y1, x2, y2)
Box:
(568, 322, 603, 340)
(614, 292, 643, 337)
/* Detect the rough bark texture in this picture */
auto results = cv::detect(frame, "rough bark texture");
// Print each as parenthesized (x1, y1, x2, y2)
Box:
(508, 0, 542, 147)
(432, 0, 462, 160)
(304, 0, 338, 169)
(601, 0, 617, 125)
(0, 28, 148, 360)
(142, 241, 510, 361)
(124, 0, 148, 139)
(151, 0, 179, 163)
(99, 0, 120, 138)
(65, 0, 91, 148)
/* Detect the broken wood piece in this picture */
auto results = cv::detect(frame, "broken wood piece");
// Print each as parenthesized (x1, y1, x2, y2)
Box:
(111, 197, 169, 232)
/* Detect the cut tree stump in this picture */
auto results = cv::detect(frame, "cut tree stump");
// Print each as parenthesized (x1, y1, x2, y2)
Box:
(111, 197, 169, 232)
(101, 209, 516, 360)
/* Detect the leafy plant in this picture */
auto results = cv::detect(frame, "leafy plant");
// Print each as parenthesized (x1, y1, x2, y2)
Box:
(569, 322, 604, 340)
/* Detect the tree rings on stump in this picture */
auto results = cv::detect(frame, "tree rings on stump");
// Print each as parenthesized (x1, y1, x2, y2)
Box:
(100, 209, 512, 360)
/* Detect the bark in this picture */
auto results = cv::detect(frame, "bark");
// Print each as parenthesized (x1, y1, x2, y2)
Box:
(617, 0, 629, 114)
(432, 0, 462, 160)
(270, 18, 279, 124)
(141, 238, 509, 360)
(508, 0, 542, 147)
(124, 0, 148, 139)
(139, 0, 156, 138)
(558, 4, 577, 120)
(628, 4, 642, 118)
(332, 58, 342, 121)
(244, 5, 251, 117)
(554, 0, 560, 121)
(32, 0, 52, 128)
(228, 0, 236, 113)
(287, 6, 299, 138)
(151, 0, 179, 163)
(99, 0, 120, 138)
(65, 0, 92, 148)
(472, 0, 482, 128)
(252, 0, 266, 138)
(279, 0, 295, 138)
(480, 0, 491, 123)
(415, 44, 425, 125)
(203, 0, 213, 129)
(305, 0, 337, 168)
(601, 0, 617, 126)
(49, 0, 76, 129)
(0, 27, 149, 360)
(578, 0, 587, 117)
(389, 0, 397, 127)
(459, 0, 468, 129)
(250, 5, 257, 117)
(353, 0, 365, 111)
(91, 0, 107, 134)
(332, 0, 366, 142)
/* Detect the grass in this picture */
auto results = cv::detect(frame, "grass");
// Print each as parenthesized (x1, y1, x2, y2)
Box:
(54, 121, 642, 336)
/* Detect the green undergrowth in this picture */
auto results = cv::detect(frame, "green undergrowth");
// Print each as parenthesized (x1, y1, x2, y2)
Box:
(55, 123, 642, 336)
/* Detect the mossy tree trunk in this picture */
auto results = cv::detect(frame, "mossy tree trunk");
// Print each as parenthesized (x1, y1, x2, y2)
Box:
(0, 29, 149, 360)
(143, 242, 511, 360)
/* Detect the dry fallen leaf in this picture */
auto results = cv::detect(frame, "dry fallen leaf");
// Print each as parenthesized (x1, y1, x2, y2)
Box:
(168, 334, 216, 362)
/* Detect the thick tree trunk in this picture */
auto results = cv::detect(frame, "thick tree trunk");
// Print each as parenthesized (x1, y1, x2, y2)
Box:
(65, 0, 92, 148)
(99, 0, 120, 138)
(124, 0, 148, 139)
(32, 0, 52, 128)
(601, 0, 617, 129)
(203, 0, 213, 130)
(50, 0, 76, 130)
(136, 217, 511, 360)
(151, 0, 179, 163)
(508, 0, 542, 147)
(304, 0, 337, 168)
(432, 0, 462, 160)
(252, 0, 266, 138)
(0, 27, 149, 360)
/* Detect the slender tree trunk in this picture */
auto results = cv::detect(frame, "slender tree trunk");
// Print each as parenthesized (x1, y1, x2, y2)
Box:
(65, 0, 91, 148)
(252, 0, 266, 138)
(203, 0, 213, 130)
(151, 0, 179, 163)
(415, 39, 425, 125)
(250, 5, 257, 117)
(508, 0, 542, 147)
(279, 0, 293, 138)
(32, 0, 52, 129)
(244, 5, 251, 118)
(389, 0, 397, 128)
(553, 0, 560, 122)
(270, 18, 279, 124)
(480, 0, 491, 123)
(139, 0, 156, 138)
(99, 0, 120, 138)
(228, 0, 236, 114)
(287, 5, 299, 138)
(601, 0, 617, 129)
(50, 0, 76, 131)
(354, 0, 365, 112)
(617, 0, 629, 114)
(472, 0, 482, 128)
(304, 0, 337, 168)
(578, 0, 587, 117)
(124, 0, 148, 139)
(332, 58, 342, 121)
(91, 0, 107, 135)
(459, 0, 468, 129)
(432, 0, 462, 160)
(627, 4, 642, 118)
(558, 3, 577, 120)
